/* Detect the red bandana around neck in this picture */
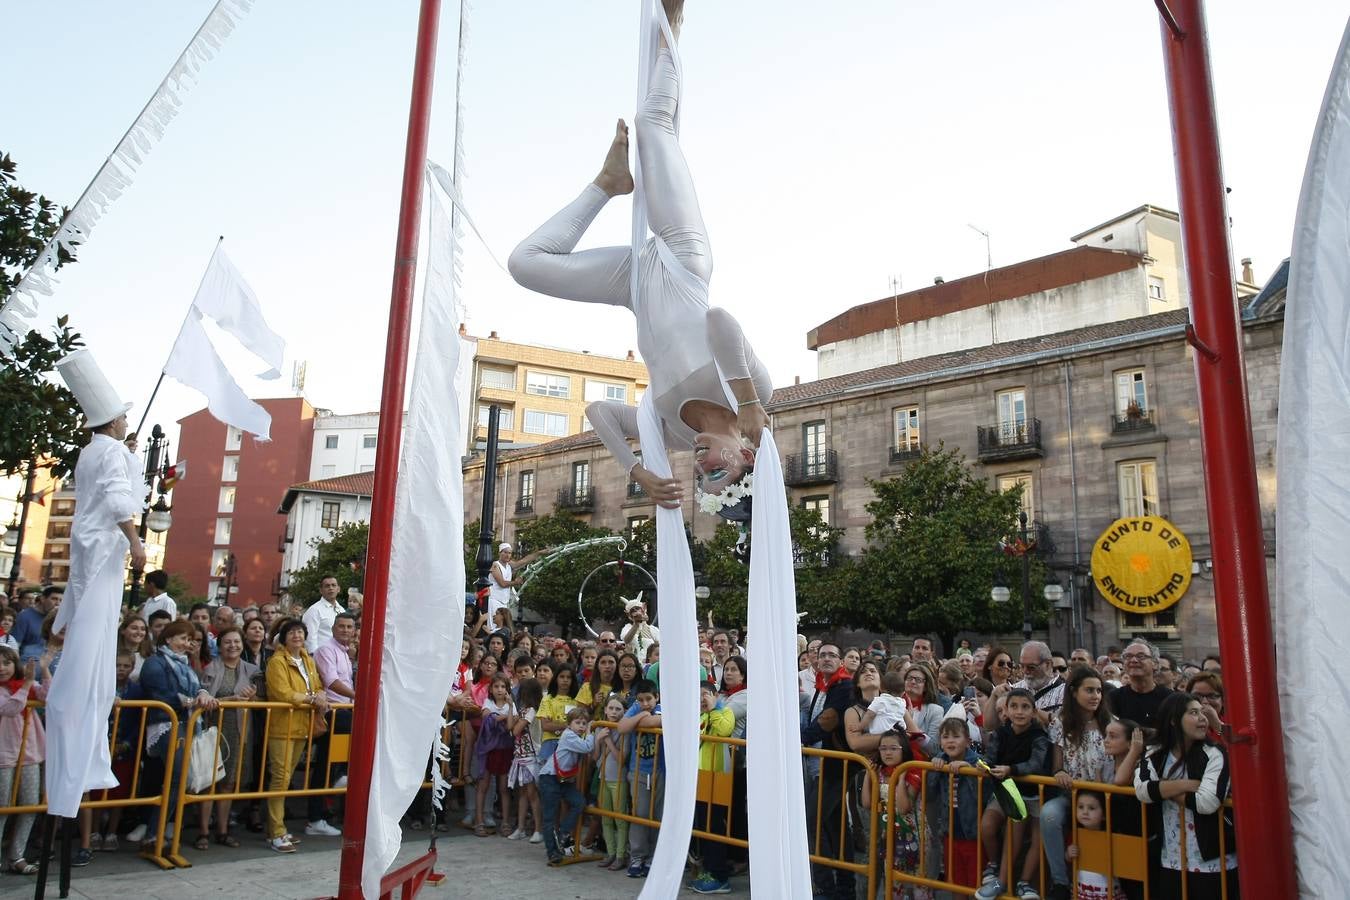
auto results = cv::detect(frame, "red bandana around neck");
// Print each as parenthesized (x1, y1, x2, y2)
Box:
(815, 666, 853, 694)
(722, 683, 746, 698)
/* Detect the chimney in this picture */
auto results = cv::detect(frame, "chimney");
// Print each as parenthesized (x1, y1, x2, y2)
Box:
(458, 322, 467, 336)
(1240, 257, 1255, 284)
(488, 330, 499, 340)
(626, 350, 635, 361)
(794, 375, 801, 385)
(934, 276, 945, 285)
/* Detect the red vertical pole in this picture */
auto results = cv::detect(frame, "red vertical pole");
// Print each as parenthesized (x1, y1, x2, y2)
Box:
(1154, 1, 1297, 896)
(336, 0, 443, 896)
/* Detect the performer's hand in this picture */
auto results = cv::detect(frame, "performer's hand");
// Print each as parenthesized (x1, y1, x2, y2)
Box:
(736, 403, 769, 449)
(130, 541, 147, 571)
(632, 465, 683, 509)
(125, 434, 139, 454)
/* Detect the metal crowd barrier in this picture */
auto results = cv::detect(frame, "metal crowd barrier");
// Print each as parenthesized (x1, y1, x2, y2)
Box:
(0, 700, 181, 869)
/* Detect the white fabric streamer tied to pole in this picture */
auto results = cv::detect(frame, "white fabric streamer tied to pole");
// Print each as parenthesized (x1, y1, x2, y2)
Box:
(0, 0, 255, 350)
(1276, 15, 1350, 899)
(360, 176, 466, 900)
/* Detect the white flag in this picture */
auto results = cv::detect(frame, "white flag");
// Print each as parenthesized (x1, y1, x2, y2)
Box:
(1276, 16, 1350, 898)
(361, 175, 465, 899)
(163, 244, 284, 439)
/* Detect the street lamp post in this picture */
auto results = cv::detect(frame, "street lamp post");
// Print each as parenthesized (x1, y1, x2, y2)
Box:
(215, 552, 236, 606)
(4, 464, 37, 599)
(128, 425, 172, 608)
(1018, 511, 1033, 642)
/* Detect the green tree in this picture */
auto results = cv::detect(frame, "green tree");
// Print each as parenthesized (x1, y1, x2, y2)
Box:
(285, 520, 370, 610)
(1, 153, 85, 479)
(512, 513, 624, 635)
(853, 445, 1047, 654)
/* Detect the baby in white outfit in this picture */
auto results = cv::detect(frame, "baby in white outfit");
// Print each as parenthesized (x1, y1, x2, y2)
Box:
(860, 670, 909, 734)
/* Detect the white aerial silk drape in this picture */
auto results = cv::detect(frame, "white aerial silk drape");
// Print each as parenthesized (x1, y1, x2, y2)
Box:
(746, 429, 813, 897)
(360, 177, 465, 899)
(1276, 16, 1350, 899)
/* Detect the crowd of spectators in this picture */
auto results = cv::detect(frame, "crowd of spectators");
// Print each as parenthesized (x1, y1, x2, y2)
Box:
(0, 576, 1238, 899)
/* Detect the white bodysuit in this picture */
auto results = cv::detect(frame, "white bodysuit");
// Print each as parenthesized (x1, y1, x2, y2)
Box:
(508, 49, 773, 475)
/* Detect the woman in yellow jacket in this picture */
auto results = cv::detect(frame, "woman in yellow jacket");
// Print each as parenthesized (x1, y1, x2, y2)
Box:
(690, 681, 736, 893)
(263, 619, 331, 853)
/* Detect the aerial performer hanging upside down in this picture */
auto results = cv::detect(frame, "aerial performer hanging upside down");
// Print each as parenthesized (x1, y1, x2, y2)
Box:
(507, 0, 772, 519)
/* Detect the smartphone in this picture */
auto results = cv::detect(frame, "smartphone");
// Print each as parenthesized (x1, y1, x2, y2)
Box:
(962, 686, 977, 700)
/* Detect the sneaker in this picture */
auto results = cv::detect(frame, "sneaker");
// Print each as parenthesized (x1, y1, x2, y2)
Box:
(974, 873, 1005, 900)
(333, 775, 348, 789)
(484, 817, 497, 828)
(528, 832, 544, 844)
(126, 824, 148, 844)
(269, 837, 297, 854)
(1015, 883, 1041, 900)
(690, 874, 732, 895)
(640, 863, 650, 878)
(101, 835, 119, 852)
(627, 856, 645, 878)
(547, 852, 564, 867)
(507, 829, 528, 841)
(72, 849, 94, 867)
(89, 834, 103, 851)
(305, 820, 341, 837)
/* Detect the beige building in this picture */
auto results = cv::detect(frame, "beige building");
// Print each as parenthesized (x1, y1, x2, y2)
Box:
(466, 330, 649, 453)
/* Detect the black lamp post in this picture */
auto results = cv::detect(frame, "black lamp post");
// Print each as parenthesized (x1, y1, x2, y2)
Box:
(991, 510, 1035, 642)
(128, 425, 173, 607)
(215, 552, 236, 606)
(4, 465, 37, 599)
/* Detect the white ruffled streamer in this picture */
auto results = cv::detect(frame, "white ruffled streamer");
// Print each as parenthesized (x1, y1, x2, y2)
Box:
(0, 0, 254, 350)
(1276, 15, 1350, 899)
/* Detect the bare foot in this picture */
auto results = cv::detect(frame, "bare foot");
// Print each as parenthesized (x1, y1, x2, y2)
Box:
(593, 119, 634, 197)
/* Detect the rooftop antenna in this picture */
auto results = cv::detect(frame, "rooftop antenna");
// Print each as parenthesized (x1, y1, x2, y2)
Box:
(968, 223, 992, 270)
(969, 223, 996, 342)
(890, 275, 903, 364)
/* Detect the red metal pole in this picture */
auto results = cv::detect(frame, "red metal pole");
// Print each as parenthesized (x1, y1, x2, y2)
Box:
(336, 1, 443, 896)
(1154, 1, 1297, 895)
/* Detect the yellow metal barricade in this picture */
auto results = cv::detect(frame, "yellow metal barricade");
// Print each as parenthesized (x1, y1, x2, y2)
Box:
(0, 699, 181, 869)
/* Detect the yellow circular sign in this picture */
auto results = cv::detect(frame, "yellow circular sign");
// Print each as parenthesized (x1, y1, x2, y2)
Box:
(1091, 516, 1192, 614)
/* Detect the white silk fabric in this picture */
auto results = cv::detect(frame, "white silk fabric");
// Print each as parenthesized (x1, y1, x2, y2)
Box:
(747, 429, 813, 896)
(45, 434, 142, 816)
(1276, 16, 1350, 899)
(360, 177, 465, 899)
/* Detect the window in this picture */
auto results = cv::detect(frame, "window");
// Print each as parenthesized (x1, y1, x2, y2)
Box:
(321, 464, 336, 478)
(573, 461, 591, 496)
(1118, 607, 1178, 635)
(1117, 460, 1160, 517)
(997, 473, 1035, 523)
(215, 517, 232, 545)
(801, 495, 831, 527)
(520, 471, 535, 503)
(1115, 369, 1148, 417)
(1148, 276, 1166, 301)
(894, 406, 920, 452)
(219, 487, 236, 513)
(363, 434, 378, 449)
(359, 464, 374, 473)
(581, 415, 592, 432)
(325, 434, 339, 450)
(321, 501, 341, 529)
(627, 515, 650, 538)
(585, 380, 627, 403)
(210, 549, 231, 576)
(803, 421, 827, 465)
(526, 371, 571, 398)
(480, 367, 515, 390)
(478, 405, 514, 430)
(996, 389, 1028, 441)
(523, 410, 568, 436)
(222, 456, 239, 482)
(225, 426, 243, 451)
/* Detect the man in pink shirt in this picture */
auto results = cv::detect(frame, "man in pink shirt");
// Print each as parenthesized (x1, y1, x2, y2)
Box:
(307, 612, 357, 835)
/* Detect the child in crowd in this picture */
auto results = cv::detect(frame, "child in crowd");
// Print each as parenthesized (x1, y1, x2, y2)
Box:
(862, 729, 928, 899)
(688, 682, 735, 895)
(95, 649, 145, 850)
(537, 706, 596, 866)
(594, 694, 630, 870)
(512, 659, 535, 702)
(0, 647, 44, 874)
(508, 678, 544, 843)
(974, 688, 1050, 900)
(617, 678, 663, 878)
(1065, 791, 1129, 900)
(862, 670, 909, 734)
(474, 674, 515, 837)
(925, 717, 983, 892)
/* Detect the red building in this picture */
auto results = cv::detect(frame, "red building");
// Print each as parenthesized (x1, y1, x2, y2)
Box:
(165, 398, 315, 606)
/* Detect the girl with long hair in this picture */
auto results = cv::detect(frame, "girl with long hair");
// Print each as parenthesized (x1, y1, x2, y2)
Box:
(1042, 667, 1114, 897)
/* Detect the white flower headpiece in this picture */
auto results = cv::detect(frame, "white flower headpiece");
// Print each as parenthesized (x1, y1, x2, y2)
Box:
(695, 471, 754, 516)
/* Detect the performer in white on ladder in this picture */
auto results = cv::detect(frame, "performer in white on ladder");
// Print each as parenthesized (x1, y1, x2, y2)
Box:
(508, 2, 810, 895)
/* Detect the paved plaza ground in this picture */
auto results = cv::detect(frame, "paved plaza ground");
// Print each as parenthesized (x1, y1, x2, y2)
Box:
(0, 825, 749, 899)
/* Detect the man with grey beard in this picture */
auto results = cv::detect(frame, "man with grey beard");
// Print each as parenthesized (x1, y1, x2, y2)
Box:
(985, 640, 1066, 728)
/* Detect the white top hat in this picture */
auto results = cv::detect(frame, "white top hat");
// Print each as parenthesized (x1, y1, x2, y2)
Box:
(55, 349, 133, 429)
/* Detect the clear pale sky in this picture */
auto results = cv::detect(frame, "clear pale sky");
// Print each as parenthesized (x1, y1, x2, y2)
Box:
(4, 1, 1344, 447)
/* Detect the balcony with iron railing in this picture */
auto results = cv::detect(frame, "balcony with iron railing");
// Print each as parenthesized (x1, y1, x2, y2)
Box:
(889, 443, 922, 465)
(1111, 409, 1156, 434)
(556, 486, 596, 512)
(977, 418, 1043, 462)
(515, 496, 536, 515)
(784, 449, 838, 486)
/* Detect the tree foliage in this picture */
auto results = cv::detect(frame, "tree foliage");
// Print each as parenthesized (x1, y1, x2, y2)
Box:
(0, 153, 86, 478)
(511, 513, 629, 635)
(852, 445, 1047, 654)
(285, 520, 370, 610)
